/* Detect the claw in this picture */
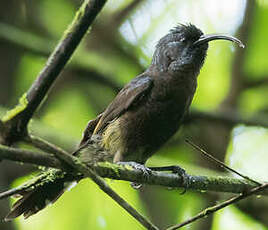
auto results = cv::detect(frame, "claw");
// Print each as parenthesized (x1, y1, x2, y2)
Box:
(117, 161, 151, 176)
(169, 166, 190, 194)
(117, 161, 151, 189)
(130, 182, 143, 190)
(149, 165, 191, 194)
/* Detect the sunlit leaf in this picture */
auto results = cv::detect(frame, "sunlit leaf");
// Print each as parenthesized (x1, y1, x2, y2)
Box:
(212, 206, 268, 230)
(226, 125, 268, 181)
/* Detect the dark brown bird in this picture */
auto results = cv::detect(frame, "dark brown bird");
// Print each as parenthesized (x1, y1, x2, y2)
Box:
(0, 24, 244, 221)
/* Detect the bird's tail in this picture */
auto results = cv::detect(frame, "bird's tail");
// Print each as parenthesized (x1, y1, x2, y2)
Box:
(0, 169, 76, 221)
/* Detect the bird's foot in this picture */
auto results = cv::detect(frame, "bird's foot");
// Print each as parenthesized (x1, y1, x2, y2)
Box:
(117, 161, 152, 177)
(149, 165, 191, 194)
(117, 161, 152, 189)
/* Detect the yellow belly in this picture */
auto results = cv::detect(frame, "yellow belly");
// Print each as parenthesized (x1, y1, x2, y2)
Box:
(101, 118, 126, 162)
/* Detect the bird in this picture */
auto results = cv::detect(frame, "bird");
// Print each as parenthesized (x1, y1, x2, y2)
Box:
(0, 23, 244, 221)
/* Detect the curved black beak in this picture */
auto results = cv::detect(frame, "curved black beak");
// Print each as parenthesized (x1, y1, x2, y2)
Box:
(193, 34, 245, 48)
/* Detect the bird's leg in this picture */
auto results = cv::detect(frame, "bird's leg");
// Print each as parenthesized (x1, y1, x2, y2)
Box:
(149, 165, 190, 194)
(117, 161, 152, 189)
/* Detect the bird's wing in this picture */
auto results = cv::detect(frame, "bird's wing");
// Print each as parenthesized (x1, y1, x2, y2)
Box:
(93, 75, 154, 134)
(78, 113, 103, 148)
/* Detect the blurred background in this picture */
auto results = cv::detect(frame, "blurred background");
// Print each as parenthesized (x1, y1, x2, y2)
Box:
(0, 0, 268, 229)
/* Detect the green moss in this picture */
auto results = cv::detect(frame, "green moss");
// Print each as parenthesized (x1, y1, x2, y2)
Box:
(1, 93, 28, 122)
(97, 162, 122, 177)
(63, 0, 89, 38)
(124, 164, 134, 171)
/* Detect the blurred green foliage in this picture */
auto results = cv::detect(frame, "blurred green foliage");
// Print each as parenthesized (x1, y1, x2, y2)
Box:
(212, 206, 268, 230)
(226, 126, 268, 181)
(245, 4, 268, 76)
(16, 180, 147, 230)
(1, 0, 268, 229)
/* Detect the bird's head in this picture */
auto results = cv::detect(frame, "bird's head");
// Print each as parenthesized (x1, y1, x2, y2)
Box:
(151, 24, 244, 74)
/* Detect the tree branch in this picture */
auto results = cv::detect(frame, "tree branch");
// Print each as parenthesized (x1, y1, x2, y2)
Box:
(185, 139, 261, 185)
(0, 22, 122, 93)
(72, 67, 121, 92)
(221, 0, 256, 108)
(0, 0, 107, 144)
(0, 144, 63, 169)
(113, 0, 145, 27)
(166, 182, 268, 230)
(0, 22, 53, 57)
(24, 135, 157, 230)
(0, 144, 267, 196)
(243, 75, 268, 89)
(187, 109, 268, 128)
(0, 3, 157, 228)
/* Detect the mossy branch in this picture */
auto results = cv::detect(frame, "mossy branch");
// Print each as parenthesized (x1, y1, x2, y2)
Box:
(0, 2, 158, 228)
(0, 143, 267, 196)
(0, 0, 107, 144)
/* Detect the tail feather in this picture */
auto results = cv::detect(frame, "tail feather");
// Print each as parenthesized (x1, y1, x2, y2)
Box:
(1, 169, 76, 221)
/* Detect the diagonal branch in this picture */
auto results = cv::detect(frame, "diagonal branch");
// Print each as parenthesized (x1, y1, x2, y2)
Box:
(166, 182, 268, 230)
(0, 2, 157, 228)
(0, 0, 107, 144)
(24, 135, 158, 230)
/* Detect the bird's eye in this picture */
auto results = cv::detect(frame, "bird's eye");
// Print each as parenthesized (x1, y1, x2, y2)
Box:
(164, 50, 172, 61)
(180, 37, 186, 42)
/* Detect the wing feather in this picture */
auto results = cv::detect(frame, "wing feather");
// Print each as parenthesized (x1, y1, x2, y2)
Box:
(93, 75, 153, 134)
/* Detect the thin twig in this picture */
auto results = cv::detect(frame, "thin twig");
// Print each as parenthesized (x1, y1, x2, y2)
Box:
(0, 173, 49, 200)
(26, 135, 158, 230)
(166, 182, 268, 230)
(185, 139, 261, 185)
